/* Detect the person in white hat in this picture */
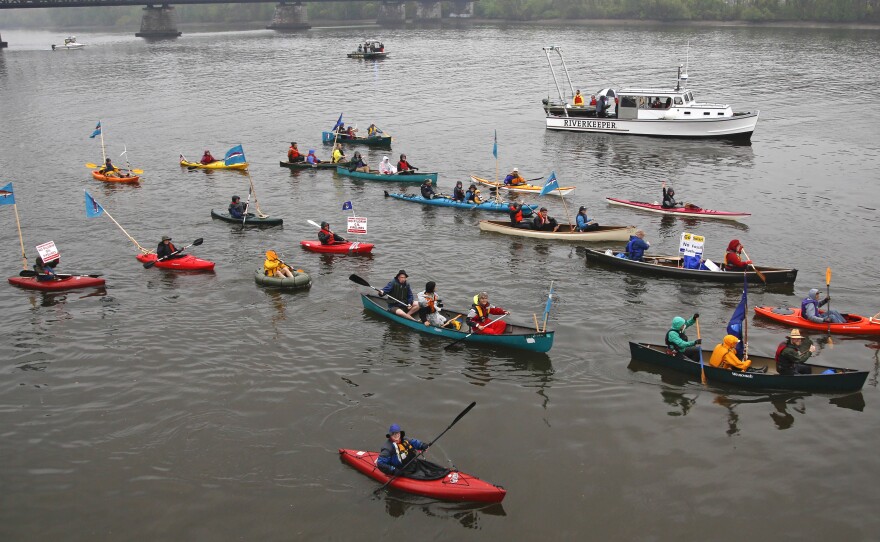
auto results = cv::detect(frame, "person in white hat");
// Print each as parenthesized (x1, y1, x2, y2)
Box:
(503, 167, 526, 186)
(776, 329, 816, 375)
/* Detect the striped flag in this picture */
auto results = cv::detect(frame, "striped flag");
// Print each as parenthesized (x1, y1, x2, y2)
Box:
(224, 145, 246, 166)
(84, 190, 104, 218)
(539, 171, 559, 196)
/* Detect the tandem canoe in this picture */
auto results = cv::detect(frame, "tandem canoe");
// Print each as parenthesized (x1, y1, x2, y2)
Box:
(339, 449, 506, 503)
(470, 175, 575, 197)
(479, 220, 635, 242)
(300, 240, 374, 254)
(754, 306, 880, 336)
(8, 275, 105, 291)
(180, 159, 248, 171)
(629, 342, 868, 392)
(606, 197, 751, 221)
(336, 167, 438, 184)
(211, 210, 283, 227)
(91, 170, 140, 183)
(322, 131, 392, 148)
(280, 160, 347, 170)
(583, 249, 797, 284)
(361, 294, 554, 352)
(385, 191, 537, 216)
(253, 268, 311, 290)
(136, 253, 215, 271)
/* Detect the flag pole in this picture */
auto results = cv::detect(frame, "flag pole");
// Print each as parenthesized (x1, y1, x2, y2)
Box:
(12, 202, 27, 270)
(99, 121, 107, 165)
(104, 208, 149, 253)
(557, 188, 574, 231)
(245, 168, 266, 218)
(743, 278, 749, 360)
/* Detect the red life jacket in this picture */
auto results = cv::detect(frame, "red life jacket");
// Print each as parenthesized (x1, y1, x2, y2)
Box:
(775, 341, 787, 362)
(288, 147, 300, 160)
(510, 206, 523, 223)
(319, 228, 337, 245)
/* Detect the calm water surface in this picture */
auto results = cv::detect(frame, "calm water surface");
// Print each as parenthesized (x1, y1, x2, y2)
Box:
(1, 23, 879, 540)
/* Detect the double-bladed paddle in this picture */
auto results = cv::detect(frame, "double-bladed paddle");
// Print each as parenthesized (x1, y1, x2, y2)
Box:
(19, 270, 103, 278)
(143, 238, 203, 269)
(348, 274, 408, 307)
(85, 163, 143, 174)
(307, 219, 348, 242)
(826, 267, 833, 345)
(444, 313, 509, 350)
(372, 401, 476, 496)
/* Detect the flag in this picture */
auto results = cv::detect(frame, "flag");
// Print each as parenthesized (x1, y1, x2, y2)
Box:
(0, 182, 15, 205)
(539, 171, 559, 196)
(333, 113, 344, 130)
(541, 282, 554, 325)
(492, 130, 497, 159)
(342, 201, 352, 211)
(726, 275, 748, 358)
(224, 145, 246, 166)
(89, 121, 101, 139)
(84, 190, 104, 218)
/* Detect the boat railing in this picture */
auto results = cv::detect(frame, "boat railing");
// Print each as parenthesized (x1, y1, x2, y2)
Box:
(542, 46, 577, 118)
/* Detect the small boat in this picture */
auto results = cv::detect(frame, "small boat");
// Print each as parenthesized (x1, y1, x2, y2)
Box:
(136, 253, 215, 271)
(8, 275, 105, 291)
(583, 249, 797, 284)
(280, 160, 346, 170)
(385, 191, 537, 216)
(470, 175, 575, 197)
(253, 268, 311, 290)
(541, 46, 759, 141)
(52, 36, 86, 50)
(361, 294, 554, 352)
(339, 448, 506, 503)
(91, 170, 140, 183)
(606, 197, 751, 221)
(346, 39, 388, 60)
(629, 342, 868, 392)
(336, 167, 438, 184)
(211, 209, 283, 227)
(180, 159, 248, 171)
(479, 220, 635, 242)
(300, 240, 374, 254)
(322, 131, 392, 148)
(754, 306, 880, 336)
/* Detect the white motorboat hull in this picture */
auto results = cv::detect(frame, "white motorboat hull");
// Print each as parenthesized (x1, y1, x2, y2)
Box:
(545, 111, 759, 141)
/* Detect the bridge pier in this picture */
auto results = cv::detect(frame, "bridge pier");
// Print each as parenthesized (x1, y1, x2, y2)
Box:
(377, 1, 406, 26)
(267, 2, 311, 31)
(448, 0, 474, 17)
(414, 1, 442, 20)
(1, 32, 7, 49)
(135, 5, 182, 39)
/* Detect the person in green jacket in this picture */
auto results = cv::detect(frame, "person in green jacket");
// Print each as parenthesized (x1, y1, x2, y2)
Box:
(665, 314, 701, 361)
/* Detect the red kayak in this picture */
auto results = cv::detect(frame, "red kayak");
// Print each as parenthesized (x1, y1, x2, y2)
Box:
(8, 275, 106, 291)
(136, 253, 215, 271)
(300, 240, 374, 254)
(339, 449, 506, 503)
(754, 306, 880, 335)
(606, 197, 751, 221)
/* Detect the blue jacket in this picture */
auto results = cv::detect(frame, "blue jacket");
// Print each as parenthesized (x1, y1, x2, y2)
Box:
(381, 279, 414, 309)
(377, 437, 428, 474)
(625, 235, 650, 261)
(576, 213, 594, 231)
(228, 202, 246, 219)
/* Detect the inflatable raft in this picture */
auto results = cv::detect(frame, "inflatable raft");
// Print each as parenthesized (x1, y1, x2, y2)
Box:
(136, 253, 215, 271)
(253, 268, 311, 289)
(8, 275, 105, 291)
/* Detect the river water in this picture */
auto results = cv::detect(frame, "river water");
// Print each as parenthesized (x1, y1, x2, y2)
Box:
(1, 23, 879, 540)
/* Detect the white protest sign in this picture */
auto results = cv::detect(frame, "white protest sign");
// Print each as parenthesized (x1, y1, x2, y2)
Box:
(679, 232, 705, 258)
(347, 216, 367, 235)
(36, 241, 60, 263)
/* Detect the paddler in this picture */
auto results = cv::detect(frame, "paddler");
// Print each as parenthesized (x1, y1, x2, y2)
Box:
(465, 184, 483, 204)
(420, 179, 436, 200)
(661, 181, 678, 209)
(318, 221, 346, 245)
(709, 335, 766, 373)
(99, 158, 117, 177)
(722, 240, 752, 271)
(287, 142, 304, 163)
(467, 292, 509, 335)
(228, 195, 248, 219)
(417, 281, 452, 328)
(452, 181, 465, 202)
(575, 206, 599, 231)
(801, 288, 845, 324)
(624, 230, 650, 261)
(532, 207, 559, 232)
(33, 255, 59, 282)
(378, 270, 420, 321)
(156, 236, 185, 260)
(200, 150, 216, 165)
(665, 313, 701, 361)
(349, 152, 369, 173)
(376, 424, 428, 476)
(331, 143, 346, 164)
(503, 167, 526, 186)
(263, 249, 294, 278)
(397, 154, 419, 174)
(306, 149, 322, 165)
(508, 202, 530, 229)
(379, 156, 397, 175)
(776, 329, 815, 375)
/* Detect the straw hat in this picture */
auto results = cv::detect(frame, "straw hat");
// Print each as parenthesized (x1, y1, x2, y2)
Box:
(788, 328, 806, 340)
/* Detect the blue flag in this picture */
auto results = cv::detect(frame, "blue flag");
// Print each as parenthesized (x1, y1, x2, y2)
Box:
(0, 182, 15, 205)
(90, 121, 101, 139)
(84, 190, 104, 218)
(492, 130, 497, 159)
(342, 201, 352, 211)
(333, 113, 344, 130)
(224, 145, 246, 166)
(541, 282, 554, 328)
(539, 171, 559, 196)
(726, 275, 748, 358)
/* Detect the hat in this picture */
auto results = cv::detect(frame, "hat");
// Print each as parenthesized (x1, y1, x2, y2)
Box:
(162, 235, 172, 241)
(540, 207, 548, 212)
(388, 424, 402, 434)
(808, 288, 820, 299)
(320, 221, 329, 229)
(397, 269, 408, 278)
(266, 250, 278, 260)
(578, 206, 586, 212)
(788, 329, 806, 340)
(232, 195, 240, 202)
(513, 167, 519, 172)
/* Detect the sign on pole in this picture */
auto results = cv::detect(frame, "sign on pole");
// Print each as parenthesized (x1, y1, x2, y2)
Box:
(347, 216, 367, 235)
(36, 240, 60, 263)
(679, 232, 705, 257)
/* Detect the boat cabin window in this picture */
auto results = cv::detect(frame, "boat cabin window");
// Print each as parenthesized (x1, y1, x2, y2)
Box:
(674, 97, 683, 105)
(685, 92, 694, 102)
(620, 96, 638, 108)
(649, 97, 671, 109)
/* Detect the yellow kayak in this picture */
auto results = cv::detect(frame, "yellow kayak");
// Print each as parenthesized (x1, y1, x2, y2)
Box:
(471, 175, 575, 196)
(180, 159, 248, 170)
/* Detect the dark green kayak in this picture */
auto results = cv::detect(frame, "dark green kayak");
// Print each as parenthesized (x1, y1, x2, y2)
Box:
(280, 160, 349, 170)
(210, 209, 283, 227)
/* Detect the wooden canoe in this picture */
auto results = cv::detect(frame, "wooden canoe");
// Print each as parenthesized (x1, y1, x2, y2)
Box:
(479, 220, 634, 242)
(470, 175, 575, 197)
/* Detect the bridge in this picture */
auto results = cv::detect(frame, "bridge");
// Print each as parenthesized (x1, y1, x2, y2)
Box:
(0, 0, 475, 48)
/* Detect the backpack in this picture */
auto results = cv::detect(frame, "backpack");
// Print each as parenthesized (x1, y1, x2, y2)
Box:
(775, 341, 787, 363)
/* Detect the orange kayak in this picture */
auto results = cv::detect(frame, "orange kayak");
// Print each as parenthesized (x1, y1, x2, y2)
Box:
(92, 170, 140, 183)
(754, 306, 880, 335)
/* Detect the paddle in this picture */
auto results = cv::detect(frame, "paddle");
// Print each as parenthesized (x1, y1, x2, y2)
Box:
(348, 273, 408, 307)
(372, 401, 477, 496)
(444, 313, 509, 350)
(740, 248, 766, 283)
(85, 163, 143, 174)
(696, 318, 707, 385)
(143, 238, 203, 269)
(19, 270, 103, 278)
(826, 267, 833, 342)
(307, 219, 347, 242)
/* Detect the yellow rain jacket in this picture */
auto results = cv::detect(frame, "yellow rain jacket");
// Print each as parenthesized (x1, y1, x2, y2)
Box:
(263, 250, 289, 276)
(709, 335, 752, 371)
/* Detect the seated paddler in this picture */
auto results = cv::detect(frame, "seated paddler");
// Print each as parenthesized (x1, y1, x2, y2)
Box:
(318, 221, 346, 245)
(801, 288, 845, 324)
(709, 335, 766, 373)
(624, 230, 650, 261)
(665, 314, 701, 362)
(228, 195, 249, 219)
(264, 249, 294, 278)
(466, 292, 509, 335)
(33, 255, 59, 282)
(200, 150, 216, 165)
(378, 269, 420, 321)
(376, 424, 429, 476)
(420, 179, 436, 200)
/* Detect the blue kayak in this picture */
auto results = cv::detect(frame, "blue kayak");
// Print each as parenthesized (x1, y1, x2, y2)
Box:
(336, 167, 438, 183)
(385, 191, 537, 216)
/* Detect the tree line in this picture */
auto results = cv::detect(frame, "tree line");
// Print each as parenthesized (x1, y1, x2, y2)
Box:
(1, 0, 877, 28)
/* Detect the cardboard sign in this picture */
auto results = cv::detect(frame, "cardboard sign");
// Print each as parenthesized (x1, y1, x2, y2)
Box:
(679, 232, 705, 257)
(347, 216, 367, 234)
(36, 240, 60, 263)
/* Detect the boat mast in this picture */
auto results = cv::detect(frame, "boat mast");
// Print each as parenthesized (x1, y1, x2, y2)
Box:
(554, 47, 576, 99)
(543, 46, 569, 117)
(99, 122, 107, 164)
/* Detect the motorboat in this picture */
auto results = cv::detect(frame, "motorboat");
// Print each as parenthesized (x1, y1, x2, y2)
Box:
(347, 39, 388, 59)
(52, 36, 86, 51)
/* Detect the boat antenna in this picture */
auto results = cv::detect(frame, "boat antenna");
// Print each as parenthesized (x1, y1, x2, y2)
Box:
(680, 40, 690, 89)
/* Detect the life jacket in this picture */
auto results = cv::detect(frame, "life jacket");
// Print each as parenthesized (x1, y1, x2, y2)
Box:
(453, 187, 465, 201)
(423, 293, 439, 313)
(509, 206, 523, 224)
(775, 341, 788, 363)
(319, 228, 336, 245)
(724, 250, 746, 269)
(288, 147, 300, 160)
(573, 94, 584, 106)
(471, 303, 489, 322)
(801, 296, 820, 317)
(398, 160, 412, 171)
(665, 328, 688, 351)
(389, 281, 409, 306)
